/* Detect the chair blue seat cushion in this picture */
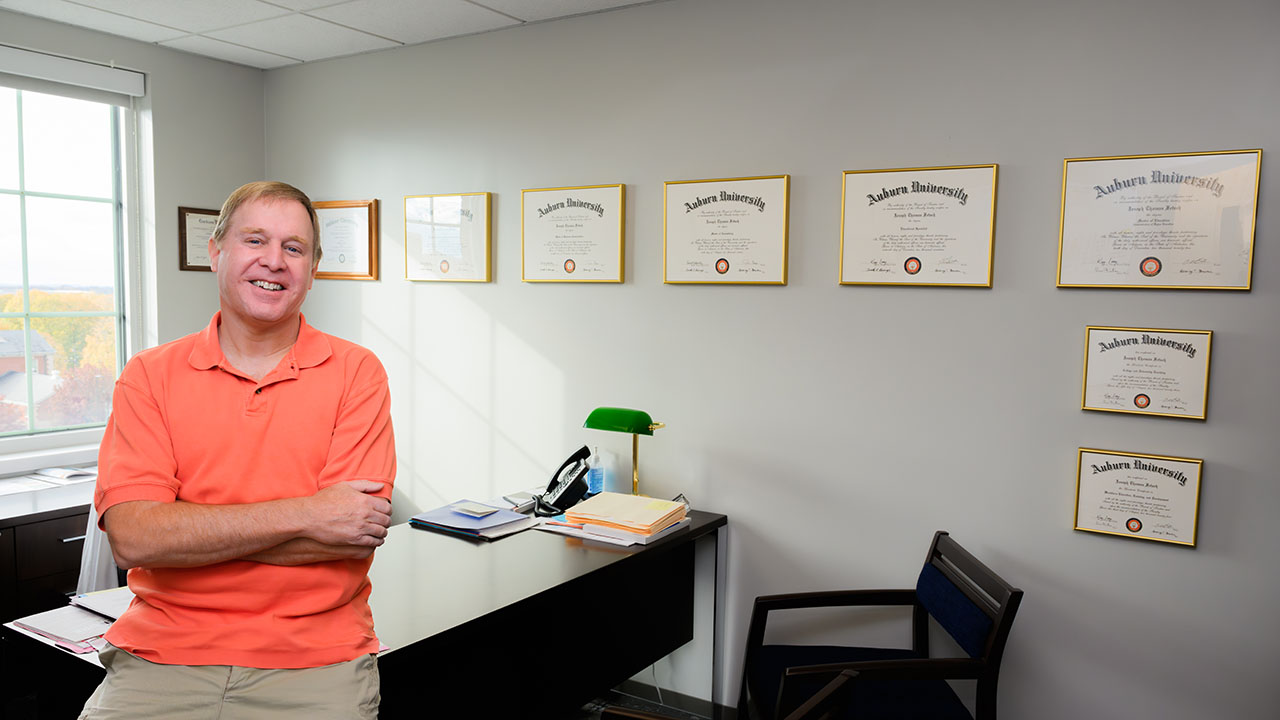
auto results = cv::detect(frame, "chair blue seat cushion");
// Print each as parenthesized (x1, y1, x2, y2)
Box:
(750, 644, 973, 719)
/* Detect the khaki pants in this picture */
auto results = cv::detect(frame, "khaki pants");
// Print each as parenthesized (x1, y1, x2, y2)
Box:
(78, 644, 380, 719)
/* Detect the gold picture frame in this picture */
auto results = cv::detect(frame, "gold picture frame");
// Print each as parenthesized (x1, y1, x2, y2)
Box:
(1057, 149, 1261, 289)
(839, 164, 998, 287)
(1081, 326, 1212, 420)
(521, 184, 625, 283)
(314, 199, 379, 281)
(405, 192, 492, 282)
(1074, 448, 1202, 547)
(663, 175, 790, 285)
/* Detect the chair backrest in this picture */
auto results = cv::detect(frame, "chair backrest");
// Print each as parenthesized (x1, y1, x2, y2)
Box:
(76, 504, 121, 594)
(915, 531, 1022, 668)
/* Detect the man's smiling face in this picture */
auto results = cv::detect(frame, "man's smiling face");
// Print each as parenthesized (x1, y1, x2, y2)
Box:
(209, 197, 317, 333)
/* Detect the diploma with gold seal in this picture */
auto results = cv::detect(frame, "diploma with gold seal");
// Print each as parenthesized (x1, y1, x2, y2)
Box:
(1074, 448, 1202, 546)
(1081, 327, 1211, 420)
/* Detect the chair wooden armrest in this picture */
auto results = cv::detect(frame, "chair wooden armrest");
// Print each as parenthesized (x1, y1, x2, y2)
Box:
(786, 656, 985, 681)
(753, 588, 918, 612)
(746, 588, 917, 655)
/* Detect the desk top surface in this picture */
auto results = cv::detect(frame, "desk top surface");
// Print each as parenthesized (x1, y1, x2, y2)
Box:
(368, 510, 725, 653)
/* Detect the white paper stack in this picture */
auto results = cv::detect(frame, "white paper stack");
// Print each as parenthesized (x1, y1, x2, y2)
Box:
(537, 516, 692, 546)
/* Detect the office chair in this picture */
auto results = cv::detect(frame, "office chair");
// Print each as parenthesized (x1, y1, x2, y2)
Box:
(388, 485, 421, 527)
(76, 504, 121, 594)
(603, 530, 1022, 720)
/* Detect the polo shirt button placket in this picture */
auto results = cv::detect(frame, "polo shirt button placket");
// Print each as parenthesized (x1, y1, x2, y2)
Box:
(247, 384, 266, 414)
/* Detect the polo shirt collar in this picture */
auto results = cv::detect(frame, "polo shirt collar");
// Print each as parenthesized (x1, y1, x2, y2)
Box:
(188, 312, 332, 371)
(293, 314, 332, 369)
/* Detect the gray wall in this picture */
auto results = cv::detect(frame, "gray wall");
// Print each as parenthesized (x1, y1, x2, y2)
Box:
(263, 0, 1280, 716)
(0, 11, 264, 347)
(6, 0, 1278, 716)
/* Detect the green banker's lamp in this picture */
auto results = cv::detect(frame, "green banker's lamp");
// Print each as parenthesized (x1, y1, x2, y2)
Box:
(583, 407, 665, 496)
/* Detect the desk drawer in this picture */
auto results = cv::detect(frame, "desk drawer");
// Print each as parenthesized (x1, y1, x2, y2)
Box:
(15, 569, 82, 617)
(14, 513, 89, 580)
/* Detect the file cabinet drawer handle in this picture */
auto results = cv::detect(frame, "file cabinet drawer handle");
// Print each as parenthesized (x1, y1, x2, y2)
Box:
(61, 534, 87, 544)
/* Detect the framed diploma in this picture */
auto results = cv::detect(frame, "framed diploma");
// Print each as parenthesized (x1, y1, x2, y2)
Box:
(405, 192, 491, 282)
(840, 164, 997, 287)
(664, 175, 790, 285)
(1082, 326, 1212, 420)
(1057, 149, 1261, 289)
(1074, 448, 1202, 547)
(314, 199, 379, 281)
(521, 184, 624, 282)
(178, 206, 218, 271)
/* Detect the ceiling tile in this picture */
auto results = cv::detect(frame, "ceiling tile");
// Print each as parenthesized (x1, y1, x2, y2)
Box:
(2, 0, 664, 68)
(476, 0, 651, 23)
(160, 35, 299, 69)
(307, 0, 519, 44)
(0, 0, 187, 42)
(206, 13, 398, 62)
(76, 0, 291, 33)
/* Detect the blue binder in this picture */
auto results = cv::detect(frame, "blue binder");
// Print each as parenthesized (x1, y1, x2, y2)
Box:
(409, 501, 533, 540)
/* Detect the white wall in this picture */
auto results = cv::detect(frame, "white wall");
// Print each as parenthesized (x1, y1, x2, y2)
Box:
(0, 11, 265, 346)
(263, 1, 1280, 716)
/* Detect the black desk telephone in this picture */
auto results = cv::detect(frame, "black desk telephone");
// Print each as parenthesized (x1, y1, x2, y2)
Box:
(534, 445, 591, 517)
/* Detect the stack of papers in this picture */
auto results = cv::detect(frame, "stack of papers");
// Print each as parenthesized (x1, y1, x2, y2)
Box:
(410, 501, 537, 541)
(32, 466, 98, 485)
(565, 492, 688, 536)
(71, 586, 136, 620)
(13, 605, 114, 654)
(536, 516, 692, 546)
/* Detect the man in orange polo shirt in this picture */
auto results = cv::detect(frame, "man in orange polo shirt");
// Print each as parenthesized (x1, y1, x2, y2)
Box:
(79, 182, 395, 719)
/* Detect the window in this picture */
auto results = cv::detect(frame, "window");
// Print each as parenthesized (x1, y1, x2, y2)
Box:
(0, 86, 125, 438)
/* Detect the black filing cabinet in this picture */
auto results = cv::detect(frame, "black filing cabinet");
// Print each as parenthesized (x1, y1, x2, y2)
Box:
(0, 504, 90, 622)
(1, 501, 91, 719)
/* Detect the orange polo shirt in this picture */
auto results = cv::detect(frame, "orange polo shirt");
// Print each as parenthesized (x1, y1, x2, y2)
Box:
(95, 313, 395, 669)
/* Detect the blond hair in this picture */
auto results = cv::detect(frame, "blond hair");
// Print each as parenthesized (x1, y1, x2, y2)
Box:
(210, 181, 323, 267)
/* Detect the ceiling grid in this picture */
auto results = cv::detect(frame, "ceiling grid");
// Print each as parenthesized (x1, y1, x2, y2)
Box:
(0, 0, 661, 69)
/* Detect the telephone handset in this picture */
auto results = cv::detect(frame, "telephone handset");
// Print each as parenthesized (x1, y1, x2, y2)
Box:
(534, 445, 591, 517)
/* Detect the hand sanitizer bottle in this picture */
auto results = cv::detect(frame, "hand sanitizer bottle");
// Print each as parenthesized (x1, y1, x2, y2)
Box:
(600, 447, 622, 494)
(587, 446, 604, 496)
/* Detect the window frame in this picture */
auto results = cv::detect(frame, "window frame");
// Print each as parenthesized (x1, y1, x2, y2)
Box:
(0, 82, 140, 474)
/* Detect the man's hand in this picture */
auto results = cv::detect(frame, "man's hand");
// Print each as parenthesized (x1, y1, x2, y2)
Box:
(300, 479, 393, 548)
(246, 481, 392, 565)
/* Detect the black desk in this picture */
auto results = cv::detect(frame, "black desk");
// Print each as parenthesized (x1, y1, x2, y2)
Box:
(374, 510, 726, 717)
(3, 509, 727, 718)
